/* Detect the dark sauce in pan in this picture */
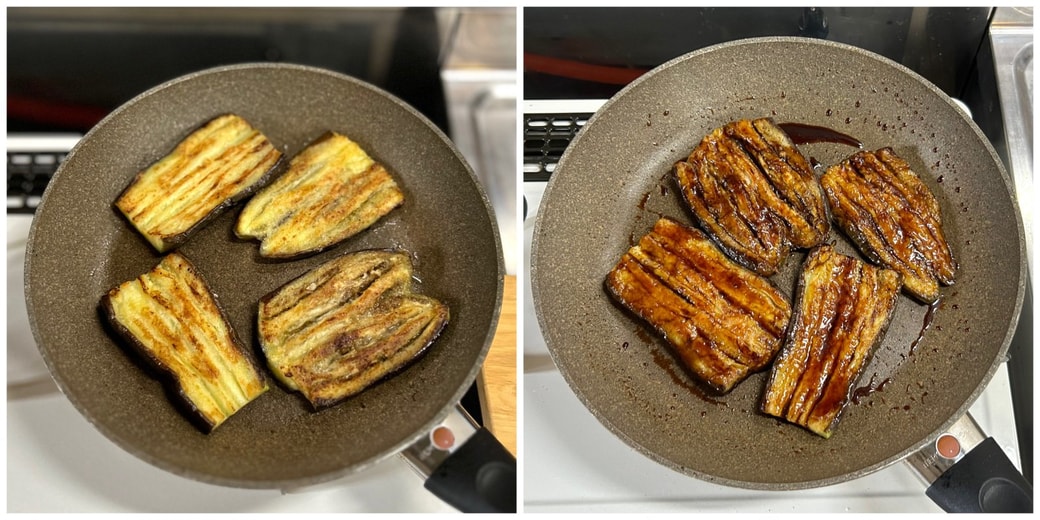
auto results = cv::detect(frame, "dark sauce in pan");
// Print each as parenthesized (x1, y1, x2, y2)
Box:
(809, 156, 824, 174)
(778, 122, 864, 149)
(638, 191, 652, 210)
(910, 297, 943, 354)
(649, 347, 726, 406)
(852, 373, 892, 405)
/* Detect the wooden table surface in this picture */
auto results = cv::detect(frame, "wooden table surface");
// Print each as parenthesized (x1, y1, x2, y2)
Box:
(477, 275, 516, 456)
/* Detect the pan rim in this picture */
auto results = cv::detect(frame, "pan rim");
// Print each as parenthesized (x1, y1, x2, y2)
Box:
(531, 36, 1026, 490)
(24, 62, 505, 489)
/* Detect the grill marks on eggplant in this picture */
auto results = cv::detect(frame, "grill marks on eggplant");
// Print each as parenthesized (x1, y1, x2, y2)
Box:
(674, 118, 829, 276)
(105, 119, 448, 426)
(821, 148, 956, 303)
(101, 253, 268, 433)
(258, 250, 449, 409)
(606, 217, 792, 393)
(235, 132, 405, 258)
(761, 245, 901, 438)
(115, 114, 282, 253)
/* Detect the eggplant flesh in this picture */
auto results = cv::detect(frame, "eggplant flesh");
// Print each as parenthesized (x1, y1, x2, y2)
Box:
(235, 132, 405, 259)
(101, 253, 269, 433)
(605, 217, 792, 393)
(115, 114, 282, 253)
(258, 250, 449, 409)
(674, 118, 830, 276)
(821, 148, 956, 303)
(760, 245, 901, 438)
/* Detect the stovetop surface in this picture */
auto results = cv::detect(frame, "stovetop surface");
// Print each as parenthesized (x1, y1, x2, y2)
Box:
(519, 97, 1025, 511)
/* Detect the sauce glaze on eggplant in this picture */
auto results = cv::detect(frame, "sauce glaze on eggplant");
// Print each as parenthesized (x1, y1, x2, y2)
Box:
(606, 217, 791, 393)
(674, 118, 830, 276)
(821, 147, 956, 303)
(760, 245, 901, 438)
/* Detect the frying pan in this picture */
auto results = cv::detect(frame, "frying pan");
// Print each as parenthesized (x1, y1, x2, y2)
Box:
(532, 37, 1027, 505)
(25, 63, 512, 511)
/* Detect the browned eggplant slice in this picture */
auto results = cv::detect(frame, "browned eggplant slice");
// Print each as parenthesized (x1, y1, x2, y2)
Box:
(235, 132, 405, 259)
(821, 147, 956, 303)
(100, 252, 269, 433)
(605, 217, 792, 393)
(760, 245, 901, 438)
(674, 118, 830, 276)
(114, 114, 282, 253)
(258, 250, 449, 408)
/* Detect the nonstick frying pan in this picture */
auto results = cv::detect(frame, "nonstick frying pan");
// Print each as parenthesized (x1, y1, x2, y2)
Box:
(25, 63, 511, 511)
(532, 37, 1027, 502)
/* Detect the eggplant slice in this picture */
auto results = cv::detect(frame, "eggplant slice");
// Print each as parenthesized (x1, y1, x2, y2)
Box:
(235, 132, 405, 259)
(761, 245, 901, 438)
(674, 118, 830, 276)
(258, 250, 449, 409)
(605, 217, 792, 393)
(101, 253, 269, 433)
(114, 114, 282, 253)
(821, 147, 957, 303)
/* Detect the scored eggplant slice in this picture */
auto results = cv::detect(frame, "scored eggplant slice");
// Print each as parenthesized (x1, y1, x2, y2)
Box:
(821, 147, 957, 303)
(258, 250, 449, 409)
(761, 245, 902, 438)
(674, 118, 830, 276)
(100, 252, 269, 433)
(235, 132, 405, 259)
(605, 217, 792, 393)
(114, 114, 282, 253)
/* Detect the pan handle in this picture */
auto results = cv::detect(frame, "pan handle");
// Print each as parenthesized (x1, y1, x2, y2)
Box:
(906, 412, 1032, 512)
(401, 403, 516, 513)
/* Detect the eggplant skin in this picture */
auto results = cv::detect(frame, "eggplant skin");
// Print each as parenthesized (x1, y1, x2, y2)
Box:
(100, 253, 269, 433)
(257, 250, 449, 409)
(821, 148, 956, 303)
(760, 245, 901, 438)
(235, 132, 405, 259)
(674, 118, 830, 276)
(605, 217, 792, 393)
(114, 114, 282, 253)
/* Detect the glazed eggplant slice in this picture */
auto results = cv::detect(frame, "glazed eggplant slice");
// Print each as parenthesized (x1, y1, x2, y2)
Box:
(258, 250, 449, 408)
(114, 114, 282, 253)
(235, 132, 405, 258)
(761, 245, 901, 438)
(674, 118, 830, 276)
(605, 217, 792, 393)
(101, 253, 269, 433)
(821, 148, 956, 303)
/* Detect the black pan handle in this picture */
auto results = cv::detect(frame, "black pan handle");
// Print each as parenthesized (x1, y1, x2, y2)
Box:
(907, 412, 1032, 512)
(424, 427, 517, 513)
(401, 404, 516, 513)
(926, 437, 1032, 512)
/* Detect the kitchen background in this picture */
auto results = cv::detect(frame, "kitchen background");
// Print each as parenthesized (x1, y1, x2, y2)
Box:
(5, 3, 1034, 514)
(523, 6, 1031, 512)
(7, 6, 516, 513)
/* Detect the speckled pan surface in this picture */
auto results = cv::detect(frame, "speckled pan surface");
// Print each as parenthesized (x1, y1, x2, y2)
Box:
(25, 63, 503, 488)
(531, 37, 1025, 489)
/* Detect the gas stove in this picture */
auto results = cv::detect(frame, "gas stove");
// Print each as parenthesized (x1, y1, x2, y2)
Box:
(520, 95, 1026, 512)
(6, 138, 461, 516)
(520, 7, 1031, 511)
(6, 7, 516, 513)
